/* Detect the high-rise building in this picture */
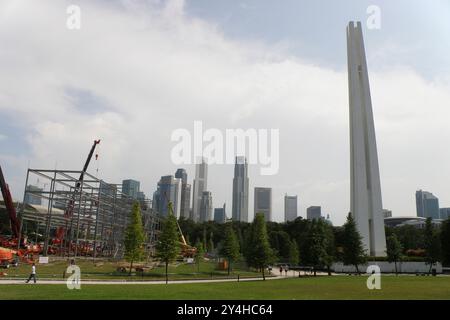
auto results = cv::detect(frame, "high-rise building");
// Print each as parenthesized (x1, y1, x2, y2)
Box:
(416, 190, 440, 219)
(254, 187, 272, 222)
(192, 158, 208, 222)
(99, 180, 116, 197)
(24, 185, 43, 205)
(122, 179, 140, 199)
(284, 194, 298, 222)
(175, 168, 191, 219)
(214, 204, 227, 223)
(440, 208, 450, 220)
(383, 209, 392, 218)
(156, 175, 182, 218)
(306, 206, 322, 220)
(232, 156, 249, 222)
(347, 21, 386, 256)
(200, 191, 213, 222)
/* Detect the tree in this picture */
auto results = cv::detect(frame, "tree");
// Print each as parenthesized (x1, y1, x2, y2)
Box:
(219, 224, 240, 275)
(124, 202, 146, 275)
(304, 219, 327, 276)
(342, 213, 367, 274)
(244, 213, 274, 280)
(194, 239, 205, 272)
(386, 234, 403, 275)
(155, 202, 180, 284)
(323, 222, 336, 276)
(424, 218, 441, 274)
(441, 218, 450, 266)
(288, 240, 299, 266)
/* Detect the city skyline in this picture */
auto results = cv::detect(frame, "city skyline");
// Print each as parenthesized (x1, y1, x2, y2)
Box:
(1, 1, 450, 225)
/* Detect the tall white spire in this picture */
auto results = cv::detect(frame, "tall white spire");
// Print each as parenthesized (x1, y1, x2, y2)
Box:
(347, 21, 386, 257)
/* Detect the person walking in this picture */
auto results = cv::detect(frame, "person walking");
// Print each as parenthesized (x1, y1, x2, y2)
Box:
(25, 263, 37, 284)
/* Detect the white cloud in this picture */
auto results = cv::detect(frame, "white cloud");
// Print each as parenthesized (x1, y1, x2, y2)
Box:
(1, 0, 450, 224)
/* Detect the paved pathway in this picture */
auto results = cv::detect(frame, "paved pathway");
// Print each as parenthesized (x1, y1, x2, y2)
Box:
(0, 274, 304, 285)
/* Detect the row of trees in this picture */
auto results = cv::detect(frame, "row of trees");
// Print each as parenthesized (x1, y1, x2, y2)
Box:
(124, 201, 450, 281)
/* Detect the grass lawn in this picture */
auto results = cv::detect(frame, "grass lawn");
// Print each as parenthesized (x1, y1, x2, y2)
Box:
(1, 276, 449, 300)
(1, 259, 263, 281)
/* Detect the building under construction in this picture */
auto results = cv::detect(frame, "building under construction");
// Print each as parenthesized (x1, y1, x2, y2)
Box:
(12, 168, 161, 259)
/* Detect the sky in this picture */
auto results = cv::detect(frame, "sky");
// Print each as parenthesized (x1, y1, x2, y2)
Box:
(1, 0, 450, 225)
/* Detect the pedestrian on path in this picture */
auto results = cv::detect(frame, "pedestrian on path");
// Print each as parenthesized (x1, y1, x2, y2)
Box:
(25, 263, 37, 284)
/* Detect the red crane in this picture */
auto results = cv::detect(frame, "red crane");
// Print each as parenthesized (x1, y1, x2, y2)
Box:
(55, 139, 100, 241)
(0, 165, 20, 239)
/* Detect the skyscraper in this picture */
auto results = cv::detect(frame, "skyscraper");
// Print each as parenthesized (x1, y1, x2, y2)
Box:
(214, 204, 227, 223)
(122, 179, 140, 199)
(347, 21, 386, 256)
(200, 191, 213, 222)
(416, 190, 440, 219)
(192, 158, 208, 222)
(254, 187, 272, 222)
(306, 206, 322, 220)
(284, 194, 298, 222)
(232, 156, 249, 222)
(24, 185, 43, 205)
(175, 168, 191, 219)
(156, 175, 181, 218)
(440, 208, 450, 220)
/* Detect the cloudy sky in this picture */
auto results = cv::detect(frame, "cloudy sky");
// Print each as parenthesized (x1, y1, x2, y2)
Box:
(1, 0, 449, 225)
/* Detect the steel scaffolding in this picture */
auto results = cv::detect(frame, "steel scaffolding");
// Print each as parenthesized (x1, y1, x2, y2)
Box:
(17, 169, 161, 259)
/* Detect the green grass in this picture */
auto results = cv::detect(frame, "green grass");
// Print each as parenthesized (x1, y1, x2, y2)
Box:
(1, 276, 450, 300)
(2, 259, 262, 280)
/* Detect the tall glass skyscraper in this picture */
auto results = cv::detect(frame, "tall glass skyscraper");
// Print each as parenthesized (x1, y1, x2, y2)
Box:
(175, 168, 191, 219)
(254, 187, 272, 222)
(156, 175, 181, 218)
(416, 190, 440, 219)
(284, 194, 298, 222)
(122, 179, 140, 199)
(200, 191, 213, 222)
(232, 156, 249, 222)
(192, 158, 208, 222)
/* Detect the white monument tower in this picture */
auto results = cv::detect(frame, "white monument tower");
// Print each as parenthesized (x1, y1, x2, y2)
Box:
(347, 21, 386, 257)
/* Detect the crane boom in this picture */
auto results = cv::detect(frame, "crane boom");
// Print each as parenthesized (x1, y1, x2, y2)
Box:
(0, 165, 20, 238)
(56, 139, 100, 240)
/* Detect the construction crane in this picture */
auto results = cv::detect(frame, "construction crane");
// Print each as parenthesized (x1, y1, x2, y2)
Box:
(54, 139, 101, 245)
(0, 165, 20, 240)
(0, 165, 40, 263)
(164, 193, 197, 258)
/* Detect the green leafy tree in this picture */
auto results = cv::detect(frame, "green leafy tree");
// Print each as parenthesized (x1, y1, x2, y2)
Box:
(288, 240, 299, 266)
(304, 219, 327, 276)
(155, 202, 180, 284)
(441, 218, 450, 266)
(124, 202, 146, 275)
(244, 213, 274, 280)
(194, 239, 205, 272)
(342, 213, 367, 274)
(323, 222, 336, 276)
(386, 234, 403, 275)
(424, 218, 441, 274)
(219, 224, 240, 275)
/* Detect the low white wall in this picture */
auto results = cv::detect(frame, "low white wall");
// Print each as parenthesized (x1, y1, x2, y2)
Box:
(332, 261, 443, 274)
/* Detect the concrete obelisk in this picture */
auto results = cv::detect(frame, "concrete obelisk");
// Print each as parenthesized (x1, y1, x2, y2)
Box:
(347, 21, 386, 257)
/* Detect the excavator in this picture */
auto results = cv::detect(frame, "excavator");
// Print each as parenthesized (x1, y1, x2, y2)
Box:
(51, 139, 100, 254)
(164, 195, 197, 259)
